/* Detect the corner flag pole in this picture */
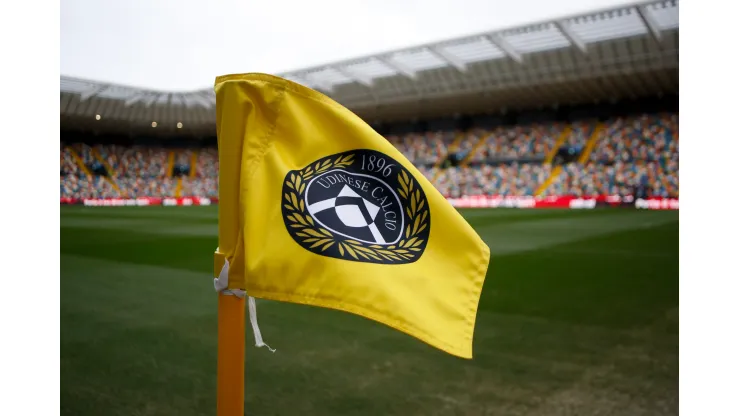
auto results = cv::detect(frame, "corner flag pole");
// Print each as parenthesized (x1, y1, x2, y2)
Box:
(214, 252, 246, 416)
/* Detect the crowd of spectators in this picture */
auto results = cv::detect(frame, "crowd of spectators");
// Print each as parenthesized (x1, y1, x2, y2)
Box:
(60, 112, 678, 201)
(72, 143, 96, 166)
(61, 145, 213, 199)
(181, 177, 218, 198)
(431, 163, 553, 197)
(565, 121, 594, 149)
(180, 148, 220, 197)
(468, 123, 564, 163)
(545, 160, 678, 198)
(386, 131, 457, 166)
(173, 149, 194, 176)
(60, 144, 119, 199)
(546, 113, 678, 198)
(115, 176, 176, 198)
(60, 146, 80, 177)
(590, 114, 678, 164)
(195, 148, 218, 177)
(60, 173, 119, 199)
(61, 144, 174, 198)
(116, 147, 170, 179)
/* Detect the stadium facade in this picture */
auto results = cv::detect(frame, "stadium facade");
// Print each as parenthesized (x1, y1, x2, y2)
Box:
(60, 0, 678, 210)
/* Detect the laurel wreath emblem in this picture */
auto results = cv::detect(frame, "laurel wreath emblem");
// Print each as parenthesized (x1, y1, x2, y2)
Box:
(283, 153, 429, 263)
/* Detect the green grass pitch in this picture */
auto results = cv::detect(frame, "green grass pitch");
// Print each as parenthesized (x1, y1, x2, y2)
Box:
(61, 206, 678, 416)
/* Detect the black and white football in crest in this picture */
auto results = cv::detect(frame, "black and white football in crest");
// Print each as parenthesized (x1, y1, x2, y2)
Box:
(281, 149, 431, 264)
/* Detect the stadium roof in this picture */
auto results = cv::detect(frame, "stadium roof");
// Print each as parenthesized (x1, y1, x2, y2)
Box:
(61, 0, 678, 135)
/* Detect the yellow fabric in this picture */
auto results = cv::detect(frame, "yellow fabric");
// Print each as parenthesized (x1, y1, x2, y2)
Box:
(214, 73, 490, 359)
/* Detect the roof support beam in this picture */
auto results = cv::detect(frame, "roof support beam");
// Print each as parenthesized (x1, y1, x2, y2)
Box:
(124, 92, 148, 107)
(428, 46, 467, 73)
(283, 75, 313, 88)
(80, 84, 109, 101)
(555, 21, 587, 53)
(301, 73, 334, 93)
(294, 75, 333, 93)
(142, 93, 160, 108)
(333, 66, 373, 87)
(636, 5, 662, 42)
(284, 74, 332, 92)
(199, 91, 216, 107)
(191, 93, 213, 109)
(486, 34, 523, 64)
(177, 91, 212, 109)
(376, 56, 417, 80)
(178, 94, 191, 108)
(312, 81, 334, 93)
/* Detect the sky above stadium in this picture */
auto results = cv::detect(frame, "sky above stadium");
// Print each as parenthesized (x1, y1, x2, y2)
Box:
(61, 0, 640, 91)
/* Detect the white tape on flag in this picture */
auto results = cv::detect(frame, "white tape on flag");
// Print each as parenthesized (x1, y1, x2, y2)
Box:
(248, 297, 276, 353)
(214, 259, 231, 292)
(215, 259, 275, 352)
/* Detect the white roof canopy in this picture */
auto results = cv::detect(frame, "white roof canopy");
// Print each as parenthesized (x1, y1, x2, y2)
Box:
(279, 0, 677, 93)
(60, 0, 678, 134)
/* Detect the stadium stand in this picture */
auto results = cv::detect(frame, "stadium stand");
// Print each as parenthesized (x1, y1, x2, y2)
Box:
(387, 130, 459, 166)
(195, 148, 218, 178)
(60, 145, 81, 177)
(429, 163, 553, 198)
(60, 0, 678, 208)
(544, 113, 679, 198)
(59, 111, 678, 201)
(467, 123, 564, 164)
(180, 148, 219, 197)
(60, 144, 177, 198)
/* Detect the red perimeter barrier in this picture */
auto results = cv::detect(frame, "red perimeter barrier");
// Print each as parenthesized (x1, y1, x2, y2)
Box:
(60, 195, 677, 210)
(60, 196, 218, 207)
(445, 195, 677, 210)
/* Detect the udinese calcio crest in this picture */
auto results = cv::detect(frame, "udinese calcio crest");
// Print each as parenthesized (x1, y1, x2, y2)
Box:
(281, 149, 431, 264)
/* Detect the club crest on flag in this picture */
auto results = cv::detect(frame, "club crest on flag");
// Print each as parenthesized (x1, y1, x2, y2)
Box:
(282, 149, 431, 264)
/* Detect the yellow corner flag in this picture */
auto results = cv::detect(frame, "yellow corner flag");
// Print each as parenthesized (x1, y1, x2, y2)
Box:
(214, 73, 490, 359)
